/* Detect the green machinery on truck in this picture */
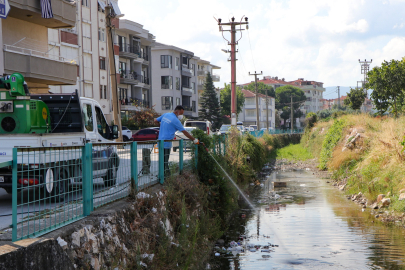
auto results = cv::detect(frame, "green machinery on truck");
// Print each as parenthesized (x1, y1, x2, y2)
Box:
(0, 73, 51, 134)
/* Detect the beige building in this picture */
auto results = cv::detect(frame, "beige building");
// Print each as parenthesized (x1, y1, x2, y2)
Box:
(290, 78, 325, 113)
(1, 0, 77, 93)
(115, 19, 155, 118)
(196, 59, 220, 101)
(47, 0, 124, 122)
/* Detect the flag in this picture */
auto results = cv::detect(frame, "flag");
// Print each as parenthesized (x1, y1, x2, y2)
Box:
(40, 0, 53, 19)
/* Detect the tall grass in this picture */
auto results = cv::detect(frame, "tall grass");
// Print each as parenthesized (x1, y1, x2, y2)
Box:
(274, 144, 313, 161)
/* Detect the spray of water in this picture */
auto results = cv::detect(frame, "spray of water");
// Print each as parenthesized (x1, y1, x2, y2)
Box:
(207, 151, 302, 265)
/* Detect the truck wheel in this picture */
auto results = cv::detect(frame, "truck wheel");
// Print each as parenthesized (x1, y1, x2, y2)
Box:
(123, 136, 129, 142)
(173, 147, 177, 152)
(44, 167, 69, 203)
(104, 160, 118, 187)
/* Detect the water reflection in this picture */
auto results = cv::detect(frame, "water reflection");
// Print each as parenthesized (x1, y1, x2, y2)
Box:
(210, 171, 405, 270)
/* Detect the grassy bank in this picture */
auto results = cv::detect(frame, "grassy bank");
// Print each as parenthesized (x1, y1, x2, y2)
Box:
(299, 114, 405, 212)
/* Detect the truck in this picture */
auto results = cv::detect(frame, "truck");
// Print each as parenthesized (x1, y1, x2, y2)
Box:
(172, 120, 212, 152)
(0, 73, 119, 201)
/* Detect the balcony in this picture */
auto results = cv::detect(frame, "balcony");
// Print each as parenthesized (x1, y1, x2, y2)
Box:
(120, 70, 138, 85)
(137, 75, 150, 89)
(3, 44, 76, 85)
(198, 83, 204, 91)
(118, 44, 140, 59)
(140, 52, 149, 65)
(197, 70, 208, 76)
(183, 105, 194, 116)
(161, 84, 171, 89)
(212, 74, 220, 82)
(121, 98, 150, 110)
(181, 66, 193, 77)
(182, 86, 193, 97)
(9, 0, 76, 29)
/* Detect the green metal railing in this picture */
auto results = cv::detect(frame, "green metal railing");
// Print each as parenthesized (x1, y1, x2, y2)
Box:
(10, 139, 196, 241)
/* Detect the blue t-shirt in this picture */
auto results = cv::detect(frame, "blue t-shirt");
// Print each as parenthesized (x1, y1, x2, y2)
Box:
(156, 113, 185, 148)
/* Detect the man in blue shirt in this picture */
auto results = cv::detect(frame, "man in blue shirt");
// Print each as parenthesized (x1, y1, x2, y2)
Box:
(155, 105, 198, 177)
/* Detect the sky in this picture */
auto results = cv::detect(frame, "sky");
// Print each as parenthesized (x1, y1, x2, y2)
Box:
(118, 0, 405, 98)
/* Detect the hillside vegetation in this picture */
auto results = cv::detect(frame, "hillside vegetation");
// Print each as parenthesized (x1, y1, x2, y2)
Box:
(301, 114, 405, 211)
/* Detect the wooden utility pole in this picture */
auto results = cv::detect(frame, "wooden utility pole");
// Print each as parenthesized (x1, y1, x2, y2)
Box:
(249, 71, 262, 129)
(105, 4, 122, 141)
(217, 16, 249, 126)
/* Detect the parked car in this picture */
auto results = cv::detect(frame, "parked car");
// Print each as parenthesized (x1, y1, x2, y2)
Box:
(184, 120, 212, 135)
(249, 125, 258, 131)
(149, 127, 160, 131)
(132, 128, 159, 141)
(121, 126, 133, 141)
(173, 127, 196, 152)
(217, 125, 243, 136)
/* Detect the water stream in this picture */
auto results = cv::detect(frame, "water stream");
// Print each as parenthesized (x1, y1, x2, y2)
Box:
(208, 169, 405, 270)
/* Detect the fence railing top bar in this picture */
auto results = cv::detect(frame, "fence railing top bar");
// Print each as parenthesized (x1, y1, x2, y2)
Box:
(92, 142, 131, 146)
(16, 145, 84, 152)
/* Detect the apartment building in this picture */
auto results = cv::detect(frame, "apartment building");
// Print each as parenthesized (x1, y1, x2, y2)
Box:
(151, 43, 199, 118)
(242, 76, 326, 114)
(196, 59, 220, 101)
(115, 19, 155, 118)
(47, 0, 122, 122)
(1, 0, 77, 93)
(238, 89, 275, 129)
(290, 78, 325, 113)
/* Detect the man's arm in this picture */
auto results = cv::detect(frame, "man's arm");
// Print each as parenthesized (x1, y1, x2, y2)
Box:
(154, 119, 160, 126)
(181, 130, 196, 141)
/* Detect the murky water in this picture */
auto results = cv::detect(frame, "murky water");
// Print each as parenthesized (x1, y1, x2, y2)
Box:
(209, 170, 405, 270)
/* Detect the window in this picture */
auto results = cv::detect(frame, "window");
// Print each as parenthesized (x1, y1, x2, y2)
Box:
(161, 76, 172, 89)
(176, 77, 180, 90)
(99, 57, 106, 70)
(95, 106, 110, 139)
(84, 83, 93, 98)
(192, 82, 196, 93)
(82, 0, 89, 7)
(192, 101, 196, 112)
(119, 62, 126, 76)
(175, 57, 179, 70)
(176, 98, 180, 106)
(100, 85, 107, 99)
(161, 55, 172, 68)
(246, 109, 256, 117)
(119, 88, 128, 101)
(98, 28, 105, 42)
(191, 64, 195, 75)
(306, 97, 312, 101)
(245, 98, 255, 105)
(162, 97, 173, 110)
(182, 56, 188, 65)
(82, 104, 93, 131)
(118, 36, 126, 52)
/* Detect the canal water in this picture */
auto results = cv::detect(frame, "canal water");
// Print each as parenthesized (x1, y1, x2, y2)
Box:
(209, 170, 405, 270)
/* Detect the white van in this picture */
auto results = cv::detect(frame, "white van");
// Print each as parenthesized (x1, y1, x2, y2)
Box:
(172, 120, 212, 152)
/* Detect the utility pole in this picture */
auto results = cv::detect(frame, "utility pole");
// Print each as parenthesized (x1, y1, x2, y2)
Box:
(249, 71, 262, 129)
(217, 16, 249, 126)
(266, 91, 269, 130)
(358, 59, 372, 96)
(290, 96, 293, 134)
(336, 86, 340, 108)
(105, 4, 122, 141)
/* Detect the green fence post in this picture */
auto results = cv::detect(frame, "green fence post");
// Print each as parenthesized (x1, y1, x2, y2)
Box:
(223, 135, 226, 155)
(195, 144, 198, 170)
(179, 139, 183, 174)
(82, 143, 93, 216)
(131, 142, 138, 192)
(218, 136, 221, 156)
(12, 148, 17, 242)
(158, 140, 164, 184)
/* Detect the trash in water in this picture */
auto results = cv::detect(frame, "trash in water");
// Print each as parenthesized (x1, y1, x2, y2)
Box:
(250, 248, 257, 252)
(136, 192, 151, 199)
(215, 252, 220, 256)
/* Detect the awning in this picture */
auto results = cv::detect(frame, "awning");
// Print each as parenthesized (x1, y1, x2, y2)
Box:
(110, 0, 122, 17)
(98, 0, 106, 11)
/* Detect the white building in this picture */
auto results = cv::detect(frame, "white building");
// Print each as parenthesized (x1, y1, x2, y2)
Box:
(151, 43, 199, 118)
(196, 59, 220, 101)
(289, 78, 325, 113)
(238, 90, 275, 129)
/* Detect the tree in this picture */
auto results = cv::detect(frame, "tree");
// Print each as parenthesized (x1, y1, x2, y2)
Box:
(199, 73, 222, 129)
(220, 83, 245, 117)
(275, 85, 306, 122)
(343, 87, 367, 110)
(245, 82, 275, 97)
(366, 59, 405, 117)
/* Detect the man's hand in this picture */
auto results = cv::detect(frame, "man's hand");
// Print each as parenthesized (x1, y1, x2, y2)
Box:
(193, 139, 199, 144)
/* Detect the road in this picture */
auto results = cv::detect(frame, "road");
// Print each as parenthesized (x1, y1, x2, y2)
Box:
(0, 146, 193, 232)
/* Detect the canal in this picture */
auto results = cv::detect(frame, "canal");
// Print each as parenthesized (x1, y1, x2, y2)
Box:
(209, 170, 405, 269)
